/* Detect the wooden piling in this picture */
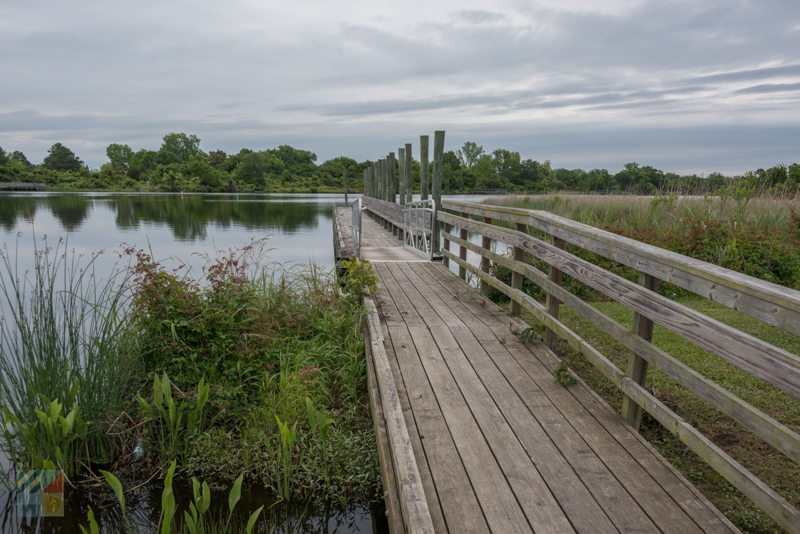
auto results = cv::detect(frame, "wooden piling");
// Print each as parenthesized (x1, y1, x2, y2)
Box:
(432, 131, 444, 253)
(405, 143, 413, 204)
(398, 148, 406, 206)
(420, 135, 429, 201)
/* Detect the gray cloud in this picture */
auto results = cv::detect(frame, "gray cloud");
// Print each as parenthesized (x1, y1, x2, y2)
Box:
(0, 0, 798, 173)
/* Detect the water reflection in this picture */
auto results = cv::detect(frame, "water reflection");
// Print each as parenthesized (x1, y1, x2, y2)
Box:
(0, 479, 387, 534)
(0, 193, 340, 240)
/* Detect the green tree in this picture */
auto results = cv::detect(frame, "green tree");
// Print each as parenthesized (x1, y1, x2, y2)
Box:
(11, 151, 31, 166)
(205, 150, 227, 168)
(106, 143, 133, 169)
(492, 149, 521, 185)
(237, 152, 284, 188)
(130, 149, 157, 171)
(457, 142, 484, 168)
(156, 133, 203, 165)
(186, 154, 221, 189)
(0, 147, 8, 166)
(43, 143, 84, 171)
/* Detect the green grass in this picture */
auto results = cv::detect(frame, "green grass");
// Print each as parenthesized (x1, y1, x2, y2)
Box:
(515, 295, 800, 533)
(0, 235, 140, 478)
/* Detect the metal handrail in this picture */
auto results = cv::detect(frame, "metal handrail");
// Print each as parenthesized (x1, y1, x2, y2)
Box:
(351, 197, 363, 256)
(402, 199, 435, 260)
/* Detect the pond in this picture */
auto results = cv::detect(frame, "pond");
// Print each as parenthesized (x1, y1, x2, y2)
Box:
(0, 191, 492, 533)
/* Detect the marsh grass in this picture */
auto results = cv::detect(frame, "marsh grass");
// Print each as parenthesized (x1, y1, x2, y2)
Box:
(485, 193, 800, 292)
(489, 191, 800, 243)
(0, 234, 140, 479)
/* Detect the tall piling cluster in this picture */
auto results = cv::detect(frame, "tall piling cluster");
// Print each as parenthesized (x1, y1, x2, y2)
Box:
(360, 131, 445, 252)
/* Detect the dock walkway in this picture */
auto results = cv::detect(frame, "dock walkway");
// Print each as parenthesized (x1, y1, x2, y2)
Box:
(333, 206, 738, 534)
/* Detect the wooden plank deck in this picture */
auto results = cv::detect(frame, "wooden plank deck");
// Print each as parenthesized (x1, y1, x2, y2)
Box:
(340, 206, 739, 534)
(334, 206, 399, 262)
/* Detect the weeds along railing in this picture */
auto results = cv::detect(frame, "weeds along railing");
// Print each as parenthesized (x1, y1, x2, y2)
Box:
(438, 200, 800, 534)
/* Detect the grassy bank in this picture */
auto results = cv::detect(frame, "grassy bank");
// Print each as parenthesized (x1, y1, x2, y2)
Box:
(0, 237, 381, 529)
(483, 194, 800, 532)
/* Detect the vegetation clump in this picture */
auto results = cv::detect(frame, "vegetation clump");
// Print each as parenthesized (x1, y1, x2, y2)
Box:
(0, 235, 381, 528)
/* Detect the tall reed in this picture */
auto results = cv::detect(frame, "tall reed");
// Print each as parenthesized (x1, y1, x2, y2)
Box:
(0, 234, 140, 473)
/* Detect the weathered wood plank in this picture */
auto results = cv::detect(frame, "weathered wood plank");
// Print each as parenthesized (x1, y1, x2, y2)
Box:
(410, 262, 735, 532)
(509, 331, 738, 534)
(394, 325, 533, 534)
(441, 201, 800, 337)
(438, 212, 800, 400)
(364, 324, 406, 534)
(364, 297, 435, 533)
(376, 288, 450, 534)
(425, 325, 577, 533)
(388, 324, 492, 533)
(442, 249, 800, 534)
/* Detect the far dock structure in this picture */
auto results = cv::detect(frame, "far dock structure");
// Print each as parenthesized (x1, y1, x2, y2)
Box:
(335, 132, 800, 534)
(0, 182, 46, 191)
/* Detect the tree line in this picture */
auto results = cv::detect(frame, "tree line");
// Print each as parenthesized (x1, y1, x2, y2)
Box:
(1, 135, 798, 194)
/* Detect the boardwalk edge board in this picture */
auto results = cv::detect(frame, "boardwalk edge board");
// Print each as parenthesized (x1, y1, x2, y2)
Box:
(364, 296, 435, 533)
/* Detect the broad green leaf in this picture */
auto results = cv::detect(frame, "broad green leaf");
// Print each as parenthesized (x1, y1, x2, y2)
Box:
(99, 470, 126, 514)
(184, 510, 196, 533)
(201, 481, 211, 514)
(246, 505, 265, 534)
(86, 507, 100, 534)
(229, 473, 244, 515)
(192, 477, 201, 502)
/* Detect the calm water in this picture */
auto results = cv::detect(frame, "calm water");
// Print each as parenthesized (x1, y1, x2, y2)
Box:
(0, 191, 492, 533)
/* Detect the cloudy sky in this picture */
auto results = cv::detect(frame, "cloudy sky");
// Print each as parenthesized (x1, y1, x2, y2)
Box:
(1, 0, 799, 173)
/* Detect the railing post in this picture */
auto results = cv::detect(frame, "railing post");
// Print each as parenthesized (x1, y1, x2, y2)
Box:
(480, 217, 492, 293)
(511, 222, 527, 315)
(388, 152, 396, 204)
(621, 272, 661, 431)
(363, 168, 368, 197)
(432, 131, 444, 253)
(376, 162, 382, 207)
(443, 210, 451, 268)
(343, 169, 348, 206)
(398, 148, 406, 207)
(420, 135, 429, 201)
(459, 212, 468, 280)
(545, 237, 566, 347)
(405, 143, 413, 204)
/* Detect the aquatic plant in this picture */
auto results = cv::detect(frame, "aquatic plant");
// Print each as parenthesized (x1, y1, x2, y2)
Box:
(81, 462, 265, 534)
(137, 372, 212, 465)
(0, 234, 139, 474)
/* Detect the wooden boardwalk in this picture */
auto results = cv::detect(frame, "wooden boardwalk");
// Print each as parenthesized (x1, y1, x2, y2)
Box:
(335, 207, 739, 534)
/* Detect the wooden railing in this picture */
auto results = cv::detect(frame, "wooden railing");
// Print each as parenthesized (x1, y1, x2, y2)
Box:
(439, 200, 800, 534)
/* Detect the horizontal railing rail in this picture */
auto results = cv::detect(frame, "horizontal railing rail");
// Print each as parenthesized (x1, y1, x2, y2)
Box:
(439, 200, 800, 534)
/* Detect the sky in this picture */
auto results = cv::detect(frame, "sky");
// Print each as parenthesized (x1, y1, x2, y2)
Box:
(1, 0, 799, 174)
